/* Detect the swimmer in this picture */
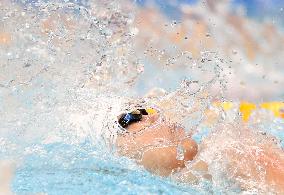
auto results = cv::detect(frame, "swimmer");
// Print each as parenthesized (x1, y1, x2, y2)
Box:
(116, 108, 198, 176)
(115, 107, 284, 193)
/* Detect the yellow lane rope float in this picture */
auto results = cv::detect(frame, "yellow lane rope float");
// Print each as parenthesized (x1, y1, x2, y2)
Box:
(214, 102, 284, 122)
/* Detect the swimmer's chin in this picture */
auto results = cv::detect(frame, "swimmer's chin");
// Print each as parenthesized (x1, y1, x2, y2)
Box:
(116, 115, 198, 177)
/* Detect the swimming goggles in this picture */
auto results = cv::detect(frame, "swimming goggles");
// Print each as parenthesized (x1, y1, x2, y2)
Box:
(118, 108, 157, 129)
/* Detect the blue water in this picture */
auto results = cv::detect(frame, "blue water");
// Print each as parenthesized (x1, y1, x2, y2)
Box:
(12, 142, 204, 195)
(11, 120, 284, 194)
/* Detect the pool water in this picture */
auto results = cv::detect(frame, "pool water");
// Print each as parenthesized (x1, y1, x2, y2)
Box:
(11, 120, 284, 195)
(12, 142, 205, 194)
(1, 0, 284, 194)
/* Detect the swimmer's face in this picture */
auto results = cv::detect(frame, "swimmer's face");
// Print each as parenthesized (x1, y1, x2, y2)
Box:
(116, 113, 198, 176)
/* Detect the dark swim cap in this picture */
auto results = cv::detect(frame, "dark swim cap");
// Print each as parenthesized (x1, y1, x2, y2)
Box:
(118, 108, 156, 128)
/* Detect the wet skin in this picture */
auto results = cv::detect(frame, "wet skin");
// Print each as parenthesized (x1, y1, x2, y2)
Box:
(116, 114, 198, 176)
(116, 114, 284, 193)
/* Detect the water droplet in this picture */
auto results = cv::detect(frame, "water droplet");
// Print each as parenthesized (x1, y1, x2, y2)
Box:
(176, 143, 184, 161)
(232, 50, 238, 55)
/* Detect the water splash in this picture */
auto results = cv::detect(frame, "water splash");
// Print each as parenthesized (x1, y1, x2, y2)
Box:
(0, 0, 283, 194)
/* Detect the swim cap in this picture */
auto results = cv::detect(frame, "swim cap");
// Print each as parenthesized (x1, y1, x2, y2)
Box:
(117, 108, 156, 129)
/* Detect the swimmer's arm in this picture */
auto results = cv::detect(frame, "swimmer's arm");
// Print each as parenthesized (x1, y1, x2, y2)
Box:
(226, 145, 284, 192)
(171, 160, 211, 184)
(260, 148, 284, 192)
(140, 138, 198, 176)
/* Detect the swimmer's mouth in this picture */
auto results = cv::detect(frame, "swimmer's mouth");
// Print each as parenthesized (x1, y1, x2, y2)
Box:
(117, 108, 156, 128)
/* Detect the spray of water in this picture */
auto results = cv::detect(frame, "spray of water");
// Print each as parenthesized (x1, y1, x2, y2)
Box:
(1, 0, 283, 194)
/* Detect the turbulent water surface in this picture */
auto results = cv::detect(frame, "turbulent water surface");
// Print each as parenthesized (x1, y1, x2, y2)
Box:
(0, 0, 283, 194)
